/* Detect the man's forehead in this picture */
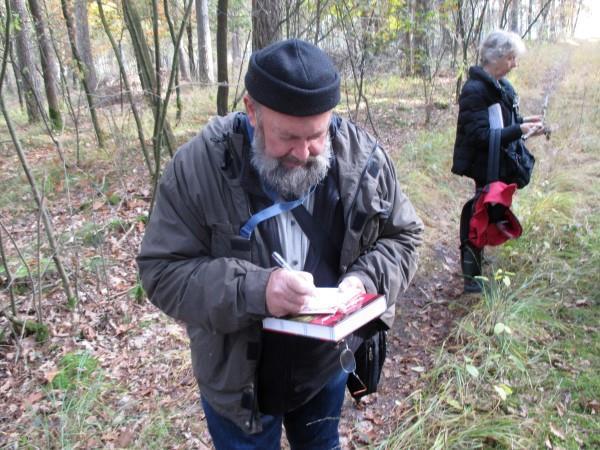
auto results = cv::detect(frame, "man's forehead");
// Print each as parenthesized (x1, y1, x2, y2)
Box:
(260, 107, 331, 132)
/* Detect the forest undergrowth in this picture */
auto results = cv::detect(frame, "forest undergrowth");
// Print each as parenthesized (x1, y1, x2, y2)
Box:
(0, 40, 598, 449)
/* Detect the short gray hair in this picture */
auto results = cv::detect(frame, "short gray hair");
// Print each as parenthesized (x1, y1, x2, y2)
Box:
(479, 30, 526, 66)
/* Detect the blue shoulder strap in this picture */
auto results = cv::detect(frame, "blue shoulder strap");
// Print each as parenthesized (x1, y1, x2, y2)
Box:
(239, 184, 315, 240)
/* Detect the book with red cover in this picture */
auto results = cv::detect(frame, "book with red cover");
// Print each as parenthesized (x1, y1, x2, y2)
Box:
(262, 293, 386, 342)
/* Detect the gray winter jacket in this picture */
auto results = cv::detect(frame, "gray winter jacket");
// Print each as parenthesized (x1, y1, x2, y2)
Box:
(137, 112, 423, 433)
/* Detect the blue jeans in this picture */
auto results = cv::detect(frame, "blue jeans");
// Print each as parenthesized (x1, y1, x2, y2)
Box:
(201, 370, 348, 450)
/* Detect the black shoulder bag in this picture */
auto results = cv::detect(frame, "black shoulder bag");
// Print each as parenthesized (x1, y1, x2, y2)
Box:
(291, 205, 387, 402)
(500, 107, 536, 189)
(345, 318, 387, 401)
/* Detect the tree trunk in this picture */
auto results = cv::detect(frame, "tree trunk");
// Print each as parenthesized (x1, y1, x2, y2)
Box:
(571, 0, 583, 37)
(453, 0, 488, 100)
(549, 0, 557, 40)
(10, 0, 42, 123)
(252, 0, 282, 50)
(216, 0, 228, 115)
(186, 9, 196, 78)
(413, 0, 430, 78)
(122, 0, 175, 156)
(28, 0, 63, 130)
(403, 0, 414, 75)
(96, 0, 152, 177)
(314, 0, 322, 44)
(510, 0, 520, 33)
(60, 0, 105, 146)
(9, 44, 25, 108)
(169, 0, 190, 81)
(164, 0, 182, 120)
(178, 47, 190, 81)
(196, 0, 214, 83)
(74, 0, 98, 93)
(231, 28, 241, 67)
(0, 223, 17, 316)
(0, 6, 23, 104)
(527, 0, 533, 38)
(148, 0, 194, 214)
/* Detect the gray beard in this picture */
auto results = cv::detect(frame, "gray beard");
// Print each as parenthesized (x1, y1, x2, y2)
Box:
(250, 126, 332, 199)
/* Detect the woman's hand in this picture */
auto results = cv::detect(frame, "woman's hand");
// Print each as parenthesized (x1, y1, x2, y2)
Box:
(520, 121, 545, 138)
(522, 115, 543, 123)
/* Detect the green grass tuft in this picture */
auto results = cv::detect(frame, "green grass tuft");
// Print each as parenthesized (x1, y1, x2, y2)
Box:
(50, 352, 99, 391)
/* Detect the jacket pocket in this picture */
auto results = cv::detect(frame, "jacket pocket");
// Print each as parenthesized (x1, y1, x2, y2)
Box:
(188, 325, 261, 392)
(210, 223, 253, 261)
(350, 176, 391, 251)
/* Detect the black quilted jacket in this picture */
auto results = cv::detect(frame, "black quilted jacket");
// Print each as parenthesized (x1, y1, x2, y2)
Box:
(452, 65, 524, 185)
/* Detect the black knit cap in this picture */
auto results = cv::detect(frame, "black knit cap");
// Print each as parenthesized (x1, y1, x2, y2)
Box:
(245, 39, 340, 116)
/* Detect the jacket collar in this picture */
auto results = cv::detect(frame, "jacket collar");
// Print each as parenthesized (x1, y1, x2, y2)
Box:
(469, 65, 503, 92)
(468, 65, 516, 106)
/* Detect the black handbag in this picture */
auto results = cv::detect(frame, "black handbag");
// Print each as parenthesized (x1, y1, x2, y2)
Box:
(501, 140, 535, 188)
(500, 110, 535, 188)
(347, 323, 387, 401)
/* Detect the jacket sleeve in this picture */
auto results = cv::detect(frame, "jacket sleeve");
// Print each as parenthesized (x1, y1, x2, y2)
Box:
(136, 139, 272, 334)
(343, 149, 424, 313)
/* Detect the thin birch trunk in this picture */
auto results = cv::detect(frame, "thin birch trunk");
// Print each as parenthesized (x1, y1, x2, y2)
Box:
(28, 0, 63, 130)
(123, 0, 176, 158)
(196, 0, 214, 83)
(149, 0, 194, 213)
(164, 0, 183, 122)
(11, 0, 42, 123)
(60, 0, 105, 147)
(0, 223, 17, 316)
(216, 0, 228, 115)
(96, 0, 152, 176)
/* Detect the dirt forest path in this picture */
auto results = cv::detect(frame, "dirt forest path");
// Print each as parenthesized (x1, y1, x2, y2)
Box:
(337, 268, 467, 446)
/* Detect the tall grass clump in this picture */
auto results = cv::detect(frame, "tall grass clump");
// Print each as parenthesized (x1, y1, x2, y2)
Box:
(383, 254, 597, 448)
(382, 273, 551, 449)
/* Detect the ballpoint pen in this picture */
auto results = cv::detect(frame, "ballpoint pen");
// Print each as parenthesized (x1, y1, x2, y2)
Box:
(271, 251, 294, 271)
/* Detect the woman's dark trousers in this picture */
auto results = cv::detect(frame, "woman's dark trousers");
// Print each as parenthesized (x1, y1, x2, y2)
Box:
(459, 196, 483, 293)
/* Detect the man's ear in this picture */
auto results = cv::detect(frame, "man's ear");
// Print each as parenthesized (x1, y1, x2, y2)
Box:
(243, 95, 257, 127)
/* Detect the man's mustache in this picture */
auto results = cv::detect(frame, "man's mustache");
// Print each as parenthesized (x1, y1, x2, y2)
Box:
(279, 154, 320, 167)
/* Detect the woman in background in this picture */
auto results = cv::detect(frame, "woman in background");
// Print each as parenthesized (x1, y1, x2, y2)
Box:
(452, 30, 544, 293)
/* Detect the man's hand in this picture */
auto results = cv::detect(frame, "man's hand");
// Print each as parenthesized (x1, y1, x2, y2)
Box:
(338, 275, 366, 294)
(266, 269, 317, 317)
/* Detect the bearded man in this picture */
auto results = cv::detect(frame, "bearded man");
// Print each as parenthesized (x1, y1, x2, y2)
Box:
(137, 39, 423, 449)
